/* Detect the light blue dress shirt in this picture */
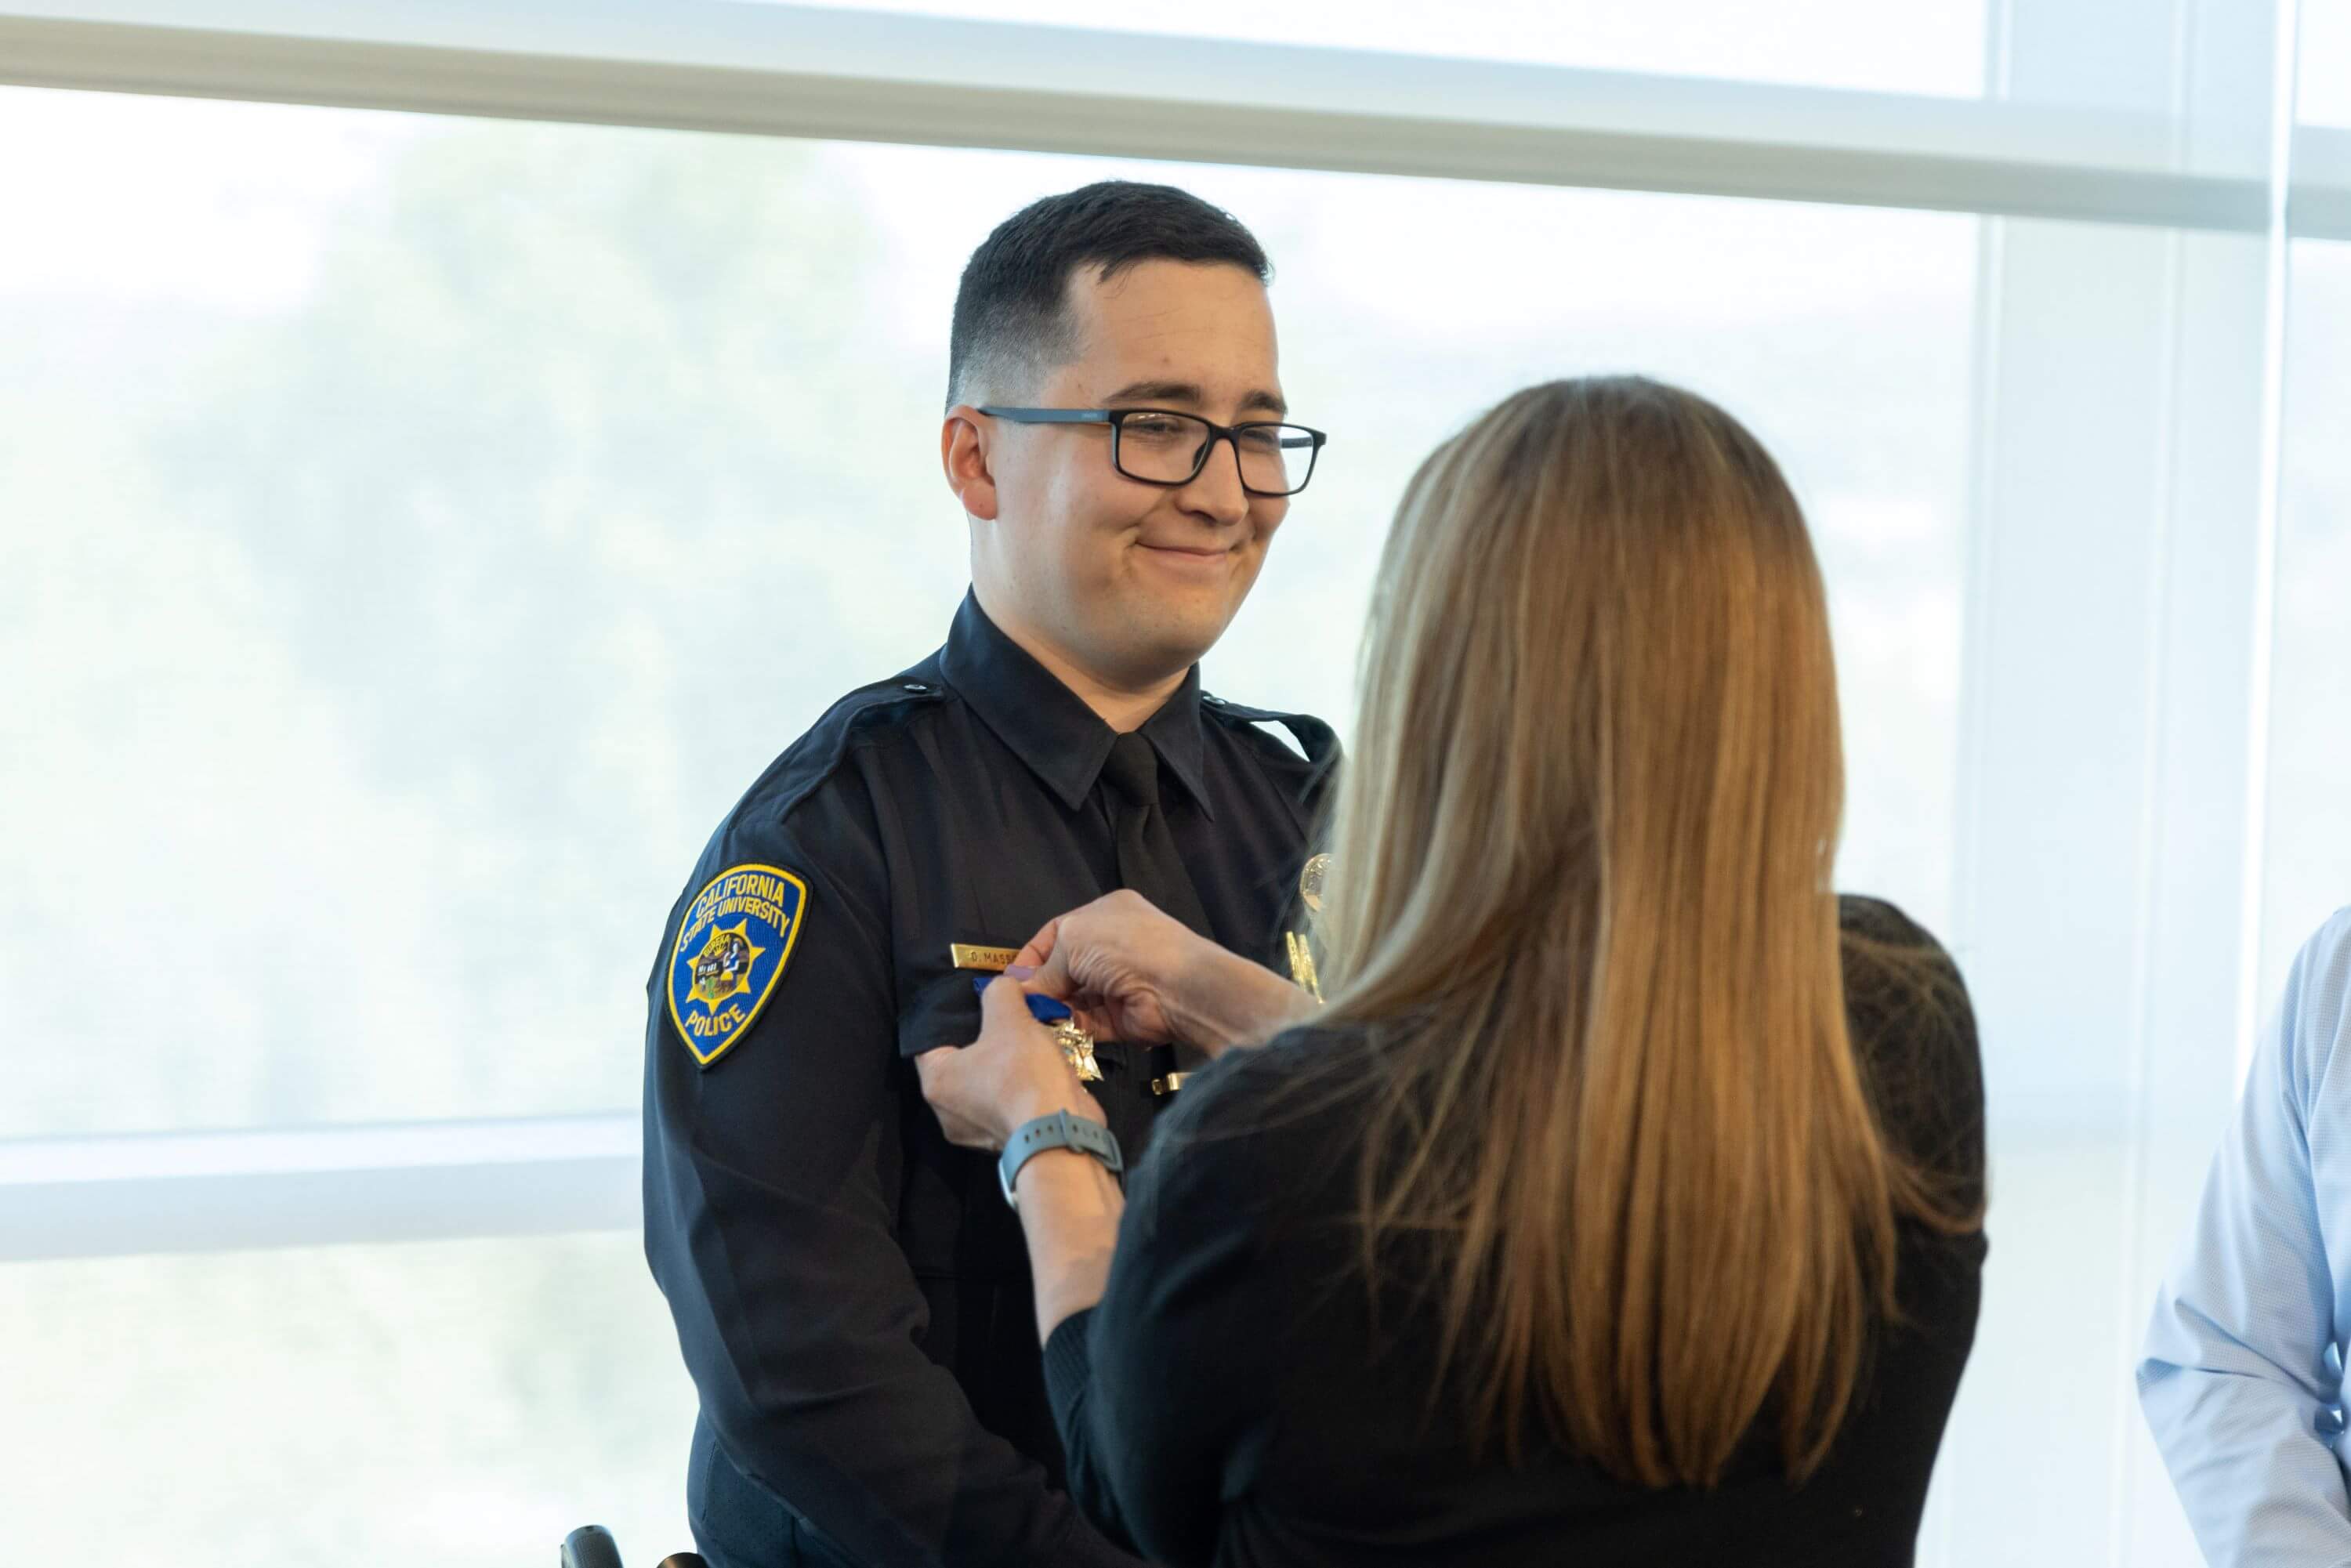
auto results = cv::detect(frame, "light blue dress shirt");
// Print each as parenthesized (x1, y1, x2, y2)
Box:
(2141, 907, 2351, 1566)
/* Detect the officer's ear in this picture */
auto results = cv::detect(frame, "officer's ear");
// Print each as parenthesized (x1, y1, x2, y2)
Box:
(941, 406, 1002, 522)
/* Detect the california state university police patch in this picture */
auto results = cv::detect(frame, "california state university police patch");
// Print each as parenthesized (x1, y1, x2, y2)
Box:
(668, 864, 808, 1068)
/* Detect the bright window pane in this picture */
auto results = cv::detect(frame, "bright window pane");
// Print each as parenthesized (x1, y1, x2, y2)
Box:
(2262, 237, 2351, 987)
(768, 0, 1988, 96)
(2302, 0, 2351, 128)
(0, 88, 1975, 1137)
(0, 1233, 696, 1566)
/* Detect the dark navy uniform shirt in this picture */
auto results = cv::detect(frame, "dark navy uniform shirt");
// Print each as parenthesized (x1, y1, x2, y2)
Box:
(643, 592, 1336, 1568)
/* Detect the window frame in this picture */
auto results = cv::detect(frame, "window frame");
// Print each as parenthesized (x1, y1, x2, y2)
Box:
(0, 5, 2327, 1560)
(0, 1, 2342, 234)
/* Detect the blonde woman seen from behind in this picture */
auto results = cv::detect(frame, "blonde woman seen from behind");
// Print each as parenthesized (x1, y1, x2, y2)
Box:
(917, 375, 1989, 1567)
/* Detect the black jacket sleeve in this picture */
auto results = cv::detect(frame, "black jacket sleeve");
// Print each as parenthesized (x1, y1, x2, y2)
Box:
(1041, 1310, 1130, 1555)
(643, 773, 1135, 1568)
(1041, 1051, 1284, 1566)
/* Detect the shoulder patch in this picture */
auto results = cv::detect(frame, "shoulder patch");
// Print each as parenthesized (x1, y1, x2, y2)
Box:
(667, 864, 809, 1068)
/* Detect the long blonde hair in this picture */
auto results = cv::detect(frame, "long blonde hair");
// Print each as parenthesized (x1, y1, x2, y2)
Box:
(1316, 376, 1966, 1488)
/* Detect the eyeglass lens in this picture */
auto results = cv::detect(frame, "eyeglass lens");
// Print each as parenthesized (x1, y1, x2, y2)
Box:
(1114, 412, 1316, 494)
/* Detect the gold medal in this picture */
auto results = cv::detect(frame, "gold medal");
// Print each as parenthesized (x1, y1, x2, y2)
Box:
(961, 954, 1097, 1080)
(1054, 1017, 1103, 1083)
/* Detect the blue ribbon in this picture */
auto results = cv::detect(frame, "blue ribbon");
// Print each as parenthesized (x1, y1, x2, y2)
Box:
(973, 974, 1073, 1023)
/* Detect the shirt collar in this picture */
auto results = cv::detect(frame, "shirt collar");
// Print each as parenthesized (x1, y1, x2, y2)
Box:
(940, 591, 1213, 820)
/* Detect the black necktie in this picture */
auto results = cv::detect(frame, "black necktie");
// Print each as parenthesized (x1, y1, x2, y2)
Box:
(1101, 731, 1215, 940)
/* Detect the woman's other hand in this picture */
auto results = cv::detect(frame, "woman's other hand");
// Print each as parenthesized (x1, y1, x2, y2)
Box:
(1020, 889, 1317, 1058)
(915, 975, 1104, 1152)
(1017, 889, 1204, 1047)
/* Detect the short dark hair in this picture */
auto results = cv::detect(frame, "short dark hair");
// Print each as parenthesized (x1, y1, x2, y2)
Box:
(947, 181, 1272, 410)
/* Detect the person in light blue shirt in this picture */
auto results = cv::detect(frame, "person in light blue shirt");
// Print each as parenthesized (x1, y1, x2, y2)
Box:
(2141, 907, 2351, 1563)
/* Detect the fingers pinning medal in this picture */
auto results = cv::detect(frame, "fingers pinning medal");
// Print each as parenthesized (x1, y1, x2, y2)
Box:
(970, 973, 1103, 1083)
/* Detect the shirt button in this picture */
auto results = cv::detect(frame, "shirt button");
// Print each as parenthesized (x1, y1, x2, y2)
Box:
(901, 682, 929, 693)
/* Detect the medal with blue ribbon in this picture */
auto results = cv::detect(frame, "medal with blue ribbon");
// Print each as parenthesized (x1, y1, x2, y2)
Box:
(973, 976, 1103, 1082)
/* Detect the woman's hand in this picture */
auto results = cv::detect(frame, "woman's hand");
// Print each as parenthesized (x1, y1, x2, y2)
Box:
(915, 974, 1104, 1152)
(1016, 889, 1207, 1047)
(1019, 889, 1318, 1057)
(921, 977, 1126, 1343)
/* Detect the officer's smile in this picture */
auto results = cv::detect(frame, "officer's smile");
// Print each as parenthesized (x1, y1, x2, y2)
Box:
(1132, 539, 1242, 578)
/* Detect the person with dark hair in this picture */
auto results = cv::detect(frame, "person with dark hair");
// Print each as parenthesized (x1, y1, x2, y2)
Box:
(642, 180, 1336, 1567)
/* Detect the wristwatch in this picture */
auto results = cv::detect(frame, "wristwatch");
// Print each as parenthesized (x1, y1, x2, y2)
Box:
(999, 1110, 1123, 1209)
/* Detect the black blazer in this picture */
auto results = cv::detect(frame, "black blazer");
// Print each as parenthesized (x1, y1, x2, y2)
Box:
(1043, 895, 1987, 1567)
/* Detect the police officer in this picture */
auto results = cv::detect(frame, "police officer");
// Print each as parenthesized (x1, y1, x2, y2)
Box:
(642, 181, 1336, 1568)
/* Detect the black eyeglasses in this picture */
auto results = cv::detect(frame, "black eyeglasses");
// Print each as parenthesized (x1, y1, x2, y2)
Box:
(979, 407, 1327, 498)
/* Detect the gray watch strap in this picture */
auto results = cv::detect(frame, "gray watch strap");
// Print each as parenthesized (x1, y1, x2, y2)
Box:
(998, 1110, 1123, 1208)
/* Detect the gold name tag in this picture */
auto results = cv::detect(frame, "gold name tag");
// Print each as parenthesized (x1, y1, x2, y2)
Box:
(949, 943, 1020, 972)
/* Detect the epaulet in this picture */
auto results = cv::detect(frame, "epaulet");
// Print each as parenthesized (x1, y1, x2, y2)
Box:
(1201, 693, 1341, 773)
(738, 669, 949, 829)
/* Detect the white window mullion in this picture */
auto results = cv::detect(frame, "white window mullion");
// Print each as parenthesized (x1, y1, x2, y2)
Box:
(0, 1115, 639, 1262)
(1929, 1, 2284, 1563)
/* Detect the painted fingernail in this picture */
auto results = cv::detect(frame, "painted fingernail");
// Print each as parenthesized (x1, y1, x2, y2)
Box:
(1005, 964, 1038, 980)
